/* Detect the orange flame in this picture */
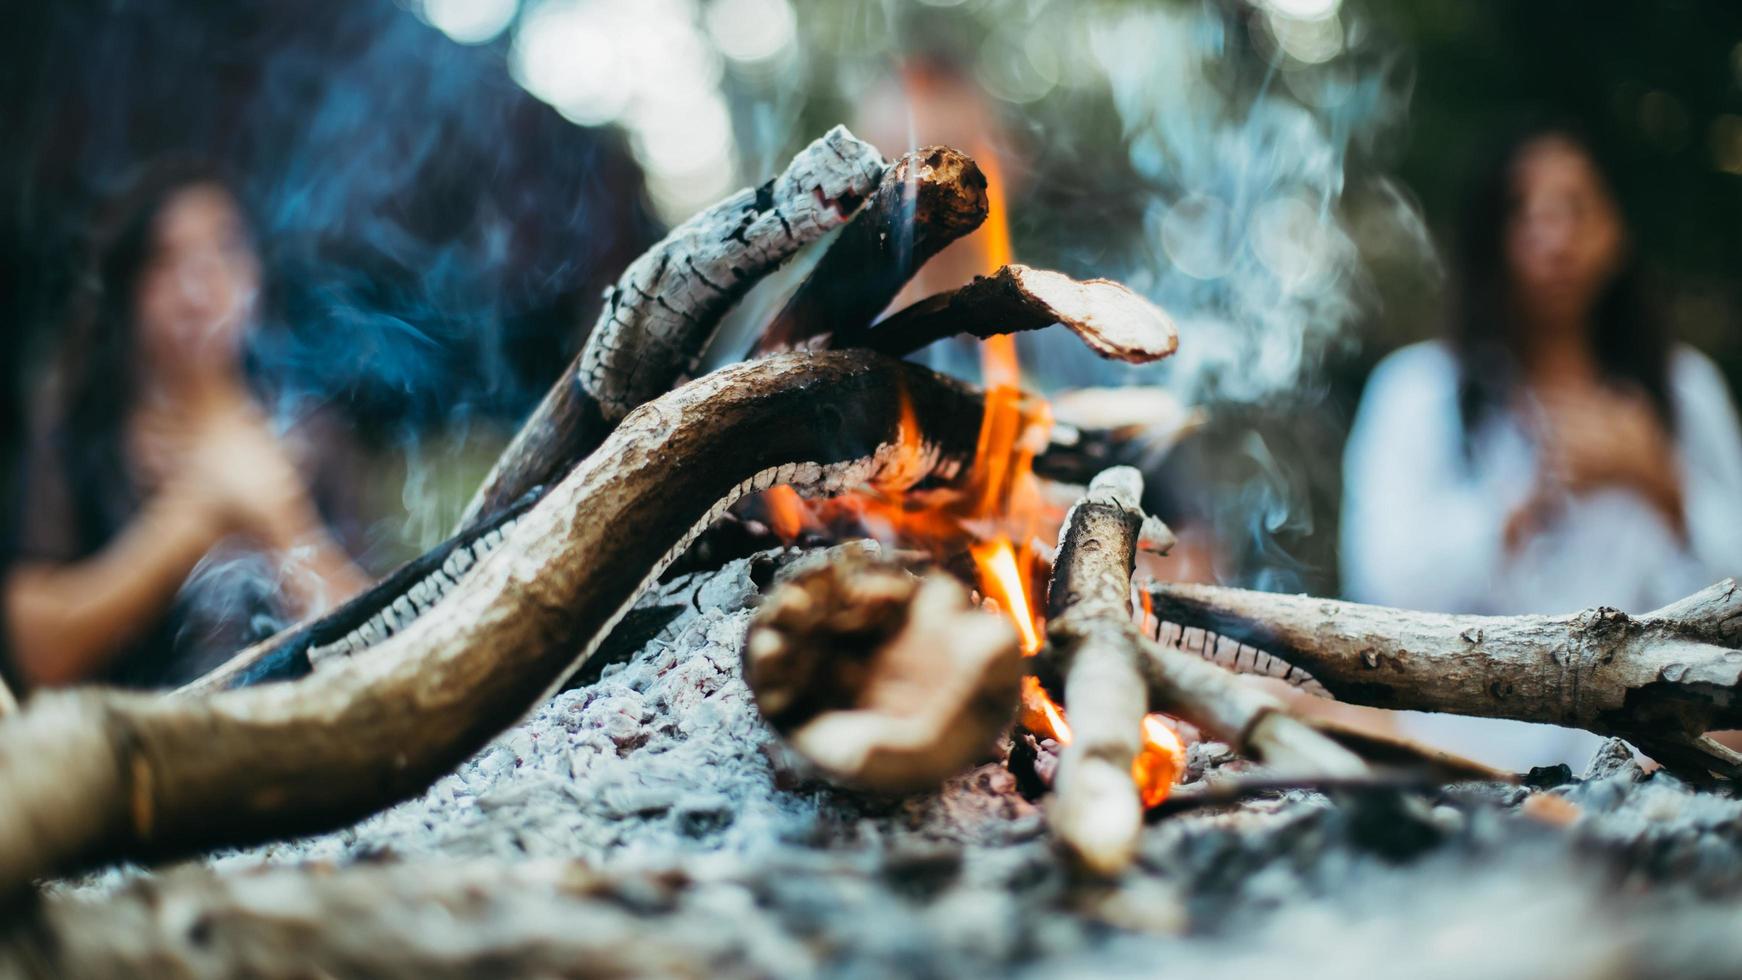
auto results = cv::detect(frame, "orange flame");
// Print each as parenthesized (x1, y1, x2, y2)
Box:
(764, 485, 809, 541)
(752, 138, 1183, 806)
(1134, 716, 1187, 807)
(972, 537, 1042, 655)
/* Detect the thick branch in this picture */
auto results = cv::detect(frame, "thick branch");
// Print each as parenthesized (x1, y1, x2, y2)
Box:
(185, 128, 885, 693)
(758, 146, 988, 353)
(862, 265, 1179, 364)
(1146, 580, 1742, 777)
(742, 551, 1021, 793)
(459, 125, 885, 530)
(0, 352, 992, 897)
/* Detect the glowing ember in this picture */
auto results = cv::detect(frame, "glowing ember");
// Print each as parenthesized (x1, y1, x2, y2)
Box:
(1134, 715, 1186, 806)
(764, 485, 810, 540)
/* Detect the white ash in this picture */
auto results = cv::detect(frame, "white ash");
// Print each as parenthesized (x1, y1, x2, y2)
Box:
(54, 556, 1742, 978)
(228, 552, 1040, 875)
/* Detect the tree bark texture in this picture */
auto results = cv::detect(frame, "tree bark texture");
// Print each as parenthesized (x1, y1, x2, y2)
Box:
(758, 146, 988, 353)
(1145, 580, 1742, 778)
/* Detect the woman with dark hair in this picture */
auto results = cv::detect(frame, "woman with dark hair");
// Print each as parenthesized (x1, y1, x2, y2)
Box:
(2, 160, 367, 691)
(1340, 126, 1742, 766)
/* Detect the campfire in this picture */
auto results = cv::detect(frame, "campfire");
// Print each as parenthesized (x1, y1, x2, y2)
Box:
(6, 127, 1742, 970)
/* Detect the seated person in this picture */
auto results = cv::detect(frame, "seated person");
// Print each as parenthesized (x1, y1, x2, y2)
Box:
(1340, 125, 1742, 768)
(3, 160, 367, 691)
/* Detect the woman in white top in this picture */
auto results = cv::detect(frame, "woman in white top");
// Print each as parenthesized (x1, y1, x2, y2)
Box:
(1340, 125, 1742, 769)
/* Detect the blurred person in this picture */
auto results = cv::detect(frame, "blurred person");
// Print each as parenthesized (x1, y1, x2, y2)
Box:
(1341, 124, 1742, 767)
(2, 160, 368, 691)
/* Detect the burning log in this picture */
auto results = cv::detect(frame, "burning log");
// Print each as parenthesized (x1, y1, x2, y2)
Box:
(857, 264, 1179, 364)
(1145, 580, 1742, 780)
(459, 124, 885, 531)
(183, 128, 885, 691)
(0, 351, 1011, 898)
(755, 146, 989, 354)
(742, 551, 1022, 793)
(1040, 467, 1365, 875)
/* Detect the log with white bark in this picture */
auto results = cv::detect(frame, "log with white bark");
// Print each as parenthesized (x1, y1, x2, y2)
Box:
(1145, 580, 1742, 779)
(0, 351, 1005, 899)
(460, 124, 886, 530)
(756, 145, 988, 353)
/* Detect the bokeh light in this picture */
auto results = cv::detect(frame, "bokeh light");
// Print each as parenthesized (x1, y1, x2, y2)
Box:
(703, 0, 796, 64)
(421, 0, 520, 44)
(509, 0, 739, 222)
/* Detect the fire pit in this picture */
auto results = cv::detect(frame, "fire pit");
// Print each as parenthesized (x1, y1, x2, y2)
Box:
(6, 127, 1742, 978)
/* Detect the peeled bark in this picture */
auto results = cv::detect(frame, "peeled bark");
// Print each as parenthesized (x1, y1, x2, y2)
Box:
(0, 351, 994, 899)
(1146, 580, 1742, 779)
(862, 264, 1179, 364)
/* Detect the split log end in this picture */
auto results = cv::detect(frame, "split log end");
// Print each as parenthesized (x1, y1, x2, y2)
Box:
(743, 554, 1023, 794)
(1002, 266, 1179, 364)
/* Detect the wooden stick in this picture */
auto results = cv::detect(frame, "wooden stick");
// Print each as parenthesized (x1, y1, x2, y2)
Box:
(861, 264, 1179, 364)
(742, 552, 1022, 793)
(1145, 772, 1450, 820)
(1042, 468, 1154, 874)
(1145, 580, 1742, 779)
(458, 125, 885, 531)
(757, 146, 988, 354)
(0, 351, 994, 898)
(1040, 467, 1365, 874)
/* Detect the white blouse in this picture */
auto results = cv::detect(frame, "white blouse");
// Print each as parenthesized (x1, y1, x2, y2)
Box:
(1339, 340, 1742, 768)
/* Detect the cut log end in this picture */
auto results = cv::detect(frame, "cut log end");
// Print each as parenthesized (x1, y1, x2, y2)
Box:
(1007, 266, 1179, 364)
(743, 553, 1023, 794)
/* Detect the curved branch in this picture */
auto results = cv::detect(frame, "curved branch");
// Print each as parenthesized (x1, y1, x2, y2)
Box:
(187, 127, 885, 692)
(0, 351, 991, 898)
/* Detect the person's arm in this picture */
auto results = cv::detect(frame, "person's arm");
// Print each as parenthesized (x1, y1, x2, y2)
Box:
(1339, 347, 1509, 612)
(1667, 348, 1742, 577)
(3, 487, 224, 687)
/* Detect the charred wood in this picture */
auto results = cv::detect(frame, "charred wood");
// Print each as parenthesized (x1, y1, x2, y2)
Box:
(757, 146, 988, 354)
(183, 127, 884, 694)
(459, 124, 884, 531)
